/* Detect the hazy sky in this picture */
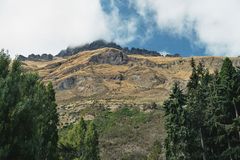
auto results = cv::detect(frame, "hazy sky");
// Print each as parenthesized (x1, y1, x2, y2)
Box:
(1, 0, 240, 57)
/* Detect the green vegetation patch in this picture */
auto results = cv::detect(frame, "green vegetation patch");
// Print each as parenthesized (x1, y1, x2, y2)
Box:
(59, 106, 165, 160)
(94, 107, 164, 160)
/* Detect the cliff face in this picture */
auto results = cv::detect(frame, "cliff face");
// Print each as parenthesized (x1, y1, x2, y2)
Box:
(22, 47, 240, 125)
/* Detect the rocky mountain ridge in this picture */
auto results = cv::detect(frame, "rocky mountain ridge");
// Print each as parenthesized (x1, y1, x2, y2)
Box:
(18, 53, 53, 61)
(57, 40, 181, 57)
(22, 47, 240, 126)
(18, 40, 180, 61)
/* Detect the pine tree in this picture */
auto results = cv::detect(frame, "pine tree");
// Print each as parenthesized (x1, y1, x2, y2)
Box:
(205, 71, 225, 159)
(82, 121, 100, 160)
(0, 49, 10, 78)
(187, 58, 198, 91)
(204, 58, 240, 160)
(41, 82, 59, 159)
(0, 51, 13, 159)
(59, 117, 87, 159)
(186, 60, 211, 160)
(163, 82, 189, 160)
(218, 58, 240, 159)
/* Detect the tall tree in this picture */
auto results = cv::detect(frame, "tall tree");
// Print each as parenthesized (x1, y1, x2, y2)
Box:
(186, 60, 211, 160)
(0, 51, 14, 159)
(82, 121, 100, 160)
(218, 58, 240, 159)
(59, 117, 87, 159)
(0, 51, 59, 160)
(0, 49, 10, 78)
(163, 82, 189, 160)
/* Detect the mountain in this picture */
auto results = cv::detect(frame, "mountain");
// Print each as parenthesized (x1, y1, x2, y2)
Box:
(22, 47, 240, 126)
(18, 40, 180, 62)
(21, 47, 240, 159)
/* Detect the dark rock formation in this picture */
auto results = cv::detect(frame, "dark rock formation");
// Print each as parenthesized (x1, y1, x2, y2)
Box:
(56, 40, 180, 57)
(89, 49, 128, 65)
(58, 76, 76, 90)
(40, 54, 54, 60)
(17, 53, 53, 61)
(123, 47, 162, 56)
(165, 53, 181, 57)
(17, 55, 27, 61)
(57, 40, 122, 57)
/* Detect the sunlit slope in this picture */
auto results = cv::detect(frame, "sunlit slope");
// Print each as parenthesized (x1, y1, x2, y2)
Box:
(23, 48, 240, 125)
(23, 48, 240, 105)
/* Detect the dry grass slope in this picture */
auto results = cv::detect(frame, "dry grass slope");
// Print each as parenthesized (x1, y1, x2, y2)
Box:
(23, 48, 240, 125)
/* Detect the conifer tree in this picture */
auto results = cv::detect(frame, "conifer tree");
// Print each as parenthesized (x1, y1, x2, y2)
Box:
(217, 58, 240, 159)
(163, 82, 189, 160)
(0, 49, 10, 78)
(205, 71, 225, 159)
(59, 117, 88, 160)
(0, 51, 12, 159)
(82, 121, 100, 160)
(186, 60, 211, 160)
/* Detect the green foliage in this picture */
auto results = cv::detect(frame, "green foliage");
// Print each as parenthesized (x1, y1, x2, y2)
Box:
(82, 121, 100, 160)
(0, 49, 10, 78)
(0, 51, 59, 160)
(59, 118, 100, 160)
(163, 82, 189, 160)
(59, 117, 87, 159)
(94, 107, 151, 135)
(205, 57, 240, 159)
(60, 106, 162, 160)
(164, 58, 240, 160)
(186, 60, 211, 160)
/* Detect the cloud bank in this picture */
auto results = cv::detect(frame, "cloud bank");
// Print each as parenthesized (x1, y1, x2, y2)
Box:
(1, 0, 240, 57)
(131, 0, 240, 56)
(0, 0, 137, 56)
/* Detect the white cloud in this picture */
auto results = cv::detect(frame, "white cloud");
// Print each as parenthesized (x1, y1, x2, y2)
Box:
(0, 0, 137, 57)
(131, 0, 240, 56)
(2, 0, 239, 57)
(106, 0, 138, 45)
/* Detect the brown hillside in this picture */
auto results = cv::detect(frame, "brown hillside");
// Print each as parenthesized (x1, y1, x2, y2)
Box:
(22, 48, 240, 125)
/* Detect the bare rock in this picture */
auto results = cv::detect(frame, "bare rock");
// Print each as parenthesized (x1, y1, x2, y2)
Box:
(58, 76, 76, 90)
(89, 49, 128, 65)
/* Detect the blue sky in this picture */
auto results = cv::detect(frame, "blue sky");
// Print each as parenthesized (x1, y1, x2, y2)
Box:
(101, 0, 206, 57)
(0, 0, 239, 57)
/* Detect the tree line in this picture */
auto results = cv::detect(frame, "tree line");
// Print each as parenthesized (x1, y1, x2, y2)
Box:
(0, 50, 100, 160)
(164, 58, 240, 160)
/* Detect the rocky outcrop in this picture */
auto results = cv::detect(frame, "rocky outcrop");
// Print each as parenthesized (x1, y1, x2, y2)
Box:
(89, 49, 128, 65)
(165, 53, 181, 57)
(56, 40, 180, 57)
(57, 40, 122, 57)
(17, 55, 28, 61)
(128, 71, 167, 88)
(18, 53, 53, 61)
(58, 76, 76, 90)
(123, 47, 162, 56)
